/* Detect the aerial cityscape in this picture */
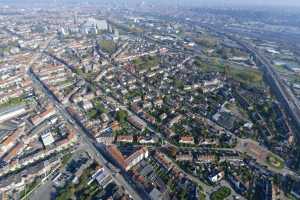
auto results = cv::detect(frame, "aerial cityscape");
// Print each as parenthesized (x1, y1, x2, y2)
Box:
(0, 0, 300, 200)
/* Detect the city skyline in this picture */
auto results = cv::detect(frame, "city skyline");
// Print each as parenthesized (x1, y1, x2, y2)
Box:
(0, 1, 300, 200)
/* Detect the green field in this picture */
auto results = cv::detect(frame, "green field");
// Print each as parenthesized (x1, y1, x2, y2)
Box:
(0, 97, 28, 109)
(132, 55, 159, 70)
(199, 192, 206, 200)
(194, 36, 218, 48)
(230, 67, 263, 87)
(274, 64, 290, 73)
(194, 57, 263, 86)
(98, 40, 116, 54)
(210, 186, 231, 200)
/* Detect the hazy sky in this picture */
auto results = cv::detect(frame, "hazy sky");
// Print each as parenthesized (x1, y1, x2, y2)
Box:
(109, 0, 300, 8)
(158, 0, 300, 7)
(3, 0, 300, 7)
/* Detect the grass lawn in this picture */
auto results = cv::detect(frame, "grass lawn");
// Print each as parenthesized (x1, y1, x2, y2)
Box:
(274, 64, 290, 73)
(194, 57, 223, 72)
(230, 67, 263, 85)
(132, 55, 159, 70)
(224, 102, 249, 121)
(61, 153, 72, 166)
(210, 186, 231, 200)
(266, 154, 284, 170)
(0, 97, 28, 109)
(194, 36, 218, 48)
(194, 57, 263, 86)
(98, 40, 116, 54)
(93, 100, 107, 114)
(87, 109, 98, 120)
(125, 89, 143, 100)
(199, 192, 206, 200)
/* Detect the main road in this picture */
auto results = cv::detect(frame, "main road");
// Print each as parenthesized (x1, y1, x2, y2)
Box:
(27, 68, 146, 200)
(24, 36, 145, 200)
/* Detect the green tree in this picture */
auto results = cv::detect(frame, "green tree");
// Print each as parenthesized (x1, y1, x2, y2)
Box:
(87, 109, 97, 119)
(179, 189, 188, 200)
(116, 110, 128, 123)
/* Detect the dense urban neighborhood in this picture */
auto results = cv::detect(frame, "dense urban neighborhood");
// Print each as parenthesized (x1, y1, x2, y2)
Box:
(0, 0, 300, 200)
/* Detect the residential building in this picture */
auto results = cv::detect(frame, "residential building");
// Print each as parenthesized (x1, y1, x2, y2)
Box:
(179, 136, 195, 145)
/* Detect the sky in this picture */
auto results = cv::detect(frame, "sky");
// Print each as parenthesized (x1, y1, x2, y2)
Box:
(141, 0, 300, 7)
(2, 0, 300, 8)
